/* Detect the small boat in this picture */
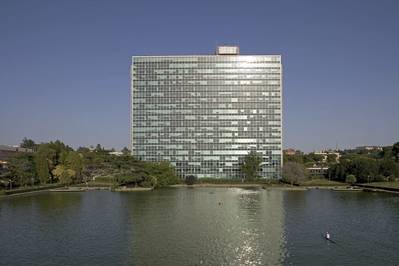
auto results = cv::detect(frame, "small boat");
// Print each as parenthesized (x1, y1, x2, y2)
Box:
(323, 234, 337, 244)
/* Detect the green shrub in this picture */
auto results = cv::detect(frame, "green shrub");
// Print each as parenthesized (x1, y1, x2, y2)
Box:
(94, 176, 115, 183)
(345, 174, 357, 184)
(185, 175, 197, 185)
(374, 175, 387, 182)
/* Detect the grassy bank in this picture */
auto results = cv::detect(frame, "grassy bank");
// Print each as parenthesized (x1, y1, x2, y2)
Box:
(300, 179, 347, 187)
(197, 178, 280, 185)
(72, 181, 117, 188)
(182, 178, 348, 188)
(1, 183, 65, 196)
(360, 181, 399, 190)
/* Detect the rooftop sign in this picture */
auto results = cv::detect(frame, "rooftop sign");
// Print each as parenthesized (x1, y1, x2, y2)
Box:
(216, 46, 239, 55)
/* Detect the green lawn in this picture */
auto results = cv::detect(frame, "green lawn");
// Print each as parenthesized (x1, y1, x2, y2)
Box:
(362, 181, 399, 190)
(72, 181, 117, 187)
(1, 183, 64, 196)
(300, 179, 347, 187)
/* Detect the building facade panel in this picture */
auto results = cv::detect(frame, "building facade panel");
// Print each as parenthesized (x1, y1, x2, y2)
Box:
(131, 51, 282, 179)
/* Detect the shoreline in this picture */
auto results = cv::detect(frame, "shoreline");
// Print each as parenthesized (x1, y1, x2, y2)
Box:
(171, 183, 305, 191)
(170, 183, 264, 188)
(114, 187, 153, 192)
(3, 183, 399, 197)
(49, 187, 111, 192)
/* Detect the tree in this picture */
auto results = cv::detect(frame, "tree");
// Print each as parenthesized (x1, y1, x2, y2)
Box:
(52, 165, 75, 185)
(284, 154, 304, 164)
(7, 153, 36, 186)
(328, 160, 350, 181)
(34, 145, 56, 184)
(20, 137, 36, 150)
(116, 169, 147, 187)
(380, 147, 393, 160)
(345, 174, 357, 184)
(77, 147, 90, 153)
(95, 144, 103, 152)
(240, 151, 262, 180)
(327, 154, 337, 164)
(65, 151, 84, 183)
(121, 147, 130, 155)
(145, 161, 179, 187)
(379, 159, 399, 178)
(47, 140, 72, 165)
(351, 157, 379, 183)
(393, 142, 399, 162)
(303, 153, 324, 165)
(282, 162, 308, 185)
(59, 150, 69, 165)
(185, 175, 197, 185)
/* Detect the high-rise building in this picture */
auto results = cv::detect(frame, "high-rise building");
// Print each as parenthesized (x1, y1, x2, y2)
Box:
(131, 46, 282, 179)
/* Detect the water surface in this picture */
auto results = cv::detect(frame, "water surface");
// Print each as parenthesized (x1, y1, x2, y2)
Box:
(1, 188, 398, 265)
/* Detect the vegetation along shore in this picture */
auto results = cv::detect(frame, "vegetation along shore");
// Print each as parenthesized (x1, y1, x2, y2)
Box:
(1, 138, 398, 196)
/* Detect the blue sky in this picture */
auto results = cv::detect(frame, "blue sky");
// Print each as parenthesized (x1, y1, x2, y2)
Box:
(0, 0, 398, 152)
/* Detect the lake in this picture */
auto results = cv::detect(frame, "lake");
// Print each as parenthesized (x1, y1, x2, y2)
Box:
(1, 188, 399, 265)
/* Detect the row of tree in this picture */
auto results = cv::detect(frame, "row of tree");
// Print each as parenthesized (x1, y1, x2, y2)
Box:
(284, 152, 338, 167)
(282, 158, 399, 186)
(328, 157, 399, 183)
(1, 139, 179, 189)
(5, 138, 397, 187)
(77, 146, 179, 188)
(4, 139, 264, 188)
(327, 142, 399, 183)
(282, 142, 399, 184)
(4, 140, 83, 187)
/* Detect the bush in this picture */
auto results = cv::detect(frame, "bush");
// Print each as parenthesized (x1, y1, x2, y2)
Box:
(345, 174, 357, 184)
(198, 178, 242, 184)
(185, 175, 197, 185)
(141, 176, 157, 188)
(94, 176, 116, 183)
(374, 175, 387, 182)
(282, 162, 308, 185)
(116, 173, 145, 186)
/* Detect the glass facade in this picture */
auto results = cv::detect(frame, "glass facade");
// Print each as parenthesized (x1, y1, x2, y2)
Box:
(131, 52, 282, 179)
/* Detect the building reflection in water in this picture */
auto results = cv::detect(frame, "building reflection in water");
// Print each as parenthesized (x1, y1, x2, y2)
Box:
(233, 188, 287, 265)
(124, 188, 286, 265)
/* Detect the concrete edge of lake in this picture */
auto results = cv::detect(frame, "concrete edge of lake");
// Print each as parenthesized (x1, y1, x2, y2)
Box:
(49, 187, 111, 192)
(114, 187, 154, 192)
(3, 182, 399, 198)
(169, 184, 308, 190)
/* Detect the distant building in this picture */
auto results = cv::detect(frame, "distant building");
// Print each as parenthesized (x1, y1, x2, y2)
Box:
(283, 149, 301, 156)
(307, 166, 329, 177)
(0, 145, 33, 161)
(109, 151, 124, 156)
(355, 146, 383, 151)
(0, 160, 8, 170)
(314, 150, 340, 163)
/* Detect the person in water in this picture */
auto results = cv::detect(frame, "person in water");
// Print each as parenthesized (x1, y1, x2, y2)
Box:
(326, 232, 330, 240)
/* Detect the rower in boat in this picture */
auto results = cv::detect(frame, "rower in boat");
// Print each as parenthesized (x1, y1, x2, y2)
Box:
(324, 231, 337, 244)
